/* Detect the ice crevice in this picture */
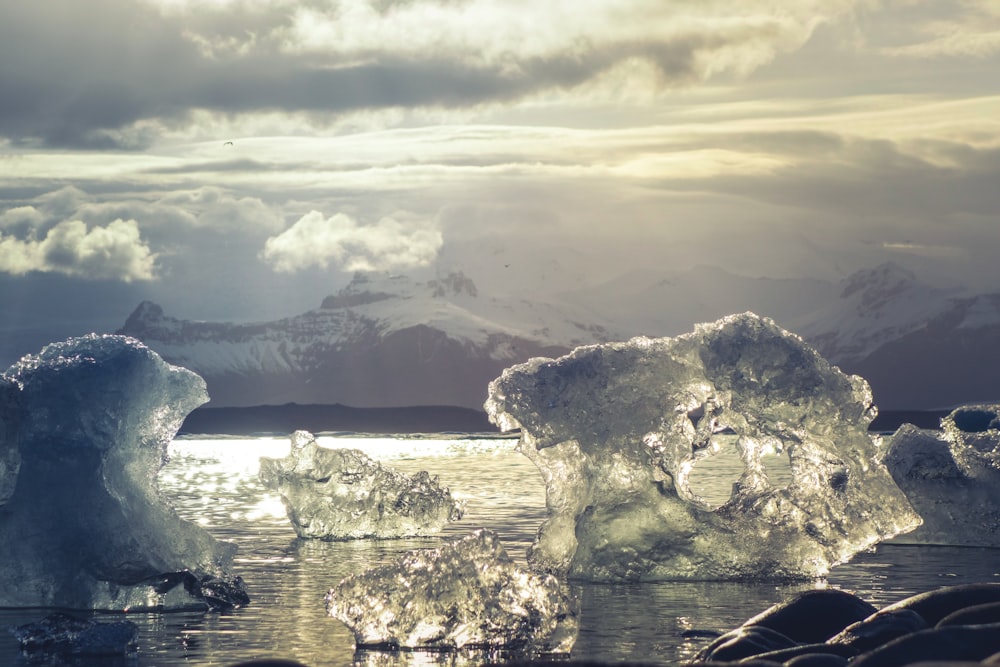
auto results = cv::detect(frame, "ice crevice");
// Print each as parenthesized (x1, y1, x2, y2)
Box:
(484, 312, 922, 582)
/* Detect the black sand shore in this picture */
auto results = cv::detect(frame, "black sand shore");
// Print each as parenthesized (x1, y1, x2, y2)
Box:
(179, 403, 949, 436)
(178, 402, 499, 436)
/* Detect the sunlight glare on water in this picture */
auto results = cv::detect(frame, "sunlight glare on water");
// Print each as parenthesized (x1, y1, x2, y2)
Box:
(1, 434, 997, 667)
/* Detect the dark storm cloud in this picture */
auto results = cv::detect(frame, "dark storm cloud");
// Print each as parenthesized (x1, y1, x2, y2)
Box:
(0, 0, 789, 148)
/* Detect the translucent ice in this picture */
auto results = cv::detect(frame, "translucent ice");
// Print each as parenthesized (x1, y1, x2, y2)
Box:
(259, 430, 463, 539)
(485, 312, 920, 581)
(326, 528, 578, 653)
(0, 335, 245, 610)
(882, 404, 1000, 546)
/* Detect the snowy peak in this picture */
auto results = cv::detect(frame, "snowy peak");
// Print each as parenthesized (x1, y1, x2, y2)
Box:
(795, 263, 960, 364)
(953, 293, 1000, 330)
(122, 300, 166, 332)
(840, 262, 914, 298)
(116, 264, 1000, 411)
(120, 300, 191, 341)
(429, 271, 478, 299)
(839, 262, 922, 316)
(319, 271, 478, 310)
(116, 269, 598, 409)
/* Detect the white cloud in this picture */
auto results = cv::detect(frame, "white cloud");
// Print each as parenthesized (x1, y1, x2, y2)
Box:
(0, 206, 45, 234)
(0, 219, 157, 281)
(870, 0, 1000, 58)
(280, 0, 843, 68)
(882, 241, 963, 257)
(261, 211, 442, 273)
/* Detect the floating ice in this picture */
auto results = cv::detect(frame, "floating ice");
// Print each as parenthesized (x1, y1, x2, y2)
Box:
(326, 528, 578, 653)
(259, 430, 463, 539)
(882, 404, 1000, 546)
(11, 612, 138, 656)
(0, 334, 245, 610)
(485, 312, 921, 581)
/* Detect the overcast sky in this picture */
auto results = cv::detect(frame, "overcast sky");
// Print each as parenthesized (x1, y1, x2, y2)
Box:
(1, 0, 999, 363)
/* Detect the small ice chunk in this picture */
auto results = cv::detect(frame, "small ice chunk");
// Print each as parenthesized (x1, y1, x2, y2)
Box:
(11, 612, 139, 656)
(326, 528, 578, 653)
(485, 313, 920, 581)
(0, 334, 244, 610)
(259, 430, 463, 539)
(882, 404, 1000, 546)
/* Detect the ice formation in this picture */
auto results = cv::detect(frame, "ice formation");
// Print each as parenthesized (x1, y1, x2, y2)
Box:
(11, 613, 138, 656)
(0, 334, 246, 610)
(326, 528, 578, 653)
(259, 430, 463, 539)
(485, 312, 921, 581)
(881, 404, 1000, 546)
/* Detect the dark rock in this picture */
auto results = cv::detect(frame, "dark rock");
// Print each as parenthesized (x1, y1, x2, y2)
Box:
(739, 589, 877, 644)
(783, 653, 850, 667)
(877, 583, 1000, 625)
(849, 623, 1000, 667)
(936, 601, 1000, 627)
(826, 609, 929, 653)
(148, 570, 250, 610)
(492, 662, 666, 667)
(744, 642, 856, 663)
(695, 626, 798, 662)
(200, 574, 251, 610)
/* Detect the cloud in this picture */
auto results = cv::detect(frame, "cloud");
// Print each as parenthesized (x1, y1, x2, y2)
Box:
(0, 219, 157, 281)
(0, 0, 851, 148)
(881, 241, 963, 258)
(261, 211, 442, 273)
(874, 1, 1000, 59)
(0, 206, 45, 235)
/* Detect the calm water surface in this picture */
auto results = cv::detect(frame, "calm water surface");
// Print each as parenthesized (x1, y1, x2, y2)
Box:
(2, 434, 999, 666)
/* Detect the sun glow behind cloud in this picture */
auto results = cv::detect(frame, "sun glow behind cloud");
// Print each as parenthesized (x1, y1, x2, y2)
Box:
(261, 211, 443, 273)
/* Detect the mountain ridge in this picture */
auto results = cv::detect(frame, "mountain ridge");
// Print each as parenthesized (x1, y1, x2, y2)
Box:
(118, 264, 1000, 411)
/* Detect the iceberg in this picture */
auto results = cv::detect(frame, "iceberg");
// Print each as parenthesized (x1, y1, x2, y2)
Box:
(882, 404, 1000, 546)
(259, 430, 463, 539)
(326, 528, 578, 653)
(484, 312, 920, 581)
(0, 334, 246, 610)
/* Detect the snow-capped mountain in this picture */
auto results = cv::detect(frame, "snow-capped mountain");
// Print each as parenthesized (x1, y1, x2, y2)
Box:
(788, 263, 962, 365)
(824, 291, 1000, 409)
(119, 264, 1000, 411)
(118, 271, 613, 409)
(786, 262, 1000, 409)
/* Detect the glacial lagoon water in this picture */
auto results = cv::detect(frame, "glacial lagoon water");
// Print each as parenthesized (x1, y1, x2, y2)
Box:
(2, 433, 999, 666)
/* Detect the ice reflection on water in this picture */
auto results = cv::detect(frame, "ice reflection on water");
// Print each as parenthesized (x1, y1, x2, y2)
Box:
(1, 435, 998, 667)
